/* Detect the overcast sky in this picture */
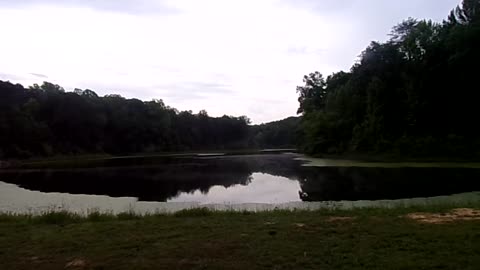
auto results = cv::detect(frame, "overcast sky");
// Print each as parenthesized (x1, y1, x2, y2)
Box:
(0, 0, 460, 124)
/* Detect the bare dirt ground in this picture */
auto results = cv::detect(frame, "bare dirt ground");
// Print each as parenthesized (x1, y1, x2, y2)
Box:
(326, 216, 356, 222)
(406, 208, 480, 224)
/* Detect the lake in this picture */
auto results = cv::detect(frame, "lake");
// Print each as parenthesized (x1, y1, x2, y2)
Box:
(1, 152, 480, 214)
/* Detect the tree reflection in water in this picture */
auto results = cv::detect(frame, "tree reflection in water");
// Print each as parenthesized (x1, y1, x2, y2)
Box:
(1, 153, 479, 202)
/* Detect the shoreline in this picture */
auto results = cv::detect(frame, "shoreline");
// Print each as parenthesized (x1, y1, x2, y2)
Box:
(5, 153, 480, 172)
(1, 190, 479, 216)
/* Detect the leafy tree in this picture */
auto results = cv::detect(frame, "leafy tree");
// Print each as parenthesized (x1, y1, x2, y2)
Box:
(296, 0, 480, 157)
(296, 71, 327, 114)
(0, 80, 253, 158)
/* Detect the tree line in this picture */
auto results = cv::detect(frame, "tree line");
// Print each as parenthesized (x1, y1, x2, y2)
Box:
(0, 80, 298, 159)
(0, 81, 253, 158)
(296, 0, 480, 158)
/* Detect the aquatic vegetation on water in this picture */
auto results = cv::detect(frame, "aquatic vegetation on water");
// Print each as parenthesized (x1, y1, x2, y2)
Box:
(298, 157, 480, 168)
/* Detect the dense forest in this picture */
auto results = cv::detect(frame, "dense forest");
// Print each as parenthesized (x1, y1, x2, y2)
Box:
(296, 0, 480, 158)
(248, 117, 299, 149)
(0, 80, 297, 159)
(0, 81, 252, 158)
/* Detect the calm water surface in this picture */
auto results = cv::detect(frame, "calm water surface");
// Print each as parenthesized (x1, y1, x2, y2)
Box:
(1, 153, 480, 213)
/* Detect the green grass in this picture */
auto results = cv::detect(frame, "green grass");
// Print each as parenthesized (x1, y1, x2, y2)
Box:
(1, 206, 480, 270)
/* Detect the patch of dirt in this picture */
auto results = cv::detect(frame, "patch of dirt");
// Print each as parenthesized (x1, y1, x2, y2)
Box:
(27, 256, 52, 264)
(65, 258, 88, 269)
(326, 216, 355, 222)
(406, 208, 480, 224)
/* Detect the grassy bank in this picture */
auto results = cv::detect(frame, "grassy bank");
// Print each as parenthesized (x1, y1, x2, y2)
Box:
(1, 205, 480, 270)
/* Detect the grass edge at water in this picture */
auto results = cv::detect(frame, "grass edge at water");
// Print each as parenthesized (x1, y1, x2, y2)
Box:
(2, 201, 480, 225)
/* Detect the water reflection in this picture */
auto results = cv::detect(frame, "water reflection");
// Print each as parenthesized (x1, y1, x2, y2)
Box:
(169, 173, 301, 204)
(297, 167, 480, 201)
(0, 154, 302, 202)
(0, 153, 480, 206)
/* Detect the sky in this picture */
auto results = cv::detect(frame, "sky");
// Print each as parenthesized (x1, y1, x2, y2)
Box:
(0, 0, 461, 124)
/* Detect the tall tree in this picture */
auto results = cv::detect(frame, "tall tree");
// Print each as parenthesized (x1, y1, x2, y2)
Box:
(296, 0, 480, 157)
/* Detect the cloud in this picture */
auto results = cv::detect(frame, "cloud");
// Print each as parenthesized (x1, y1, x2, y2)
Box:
(71, 80, 234, 101)
(0, 72, 25, 81)
(278, 0, 356, 15)
(0, 0, 179, 15)
(0, 0, 460, 124)
(29, 73, 48, 79)
(287, 46, 325, 55)
(154, 82, 234, 101)
(279, 0, 459, 19)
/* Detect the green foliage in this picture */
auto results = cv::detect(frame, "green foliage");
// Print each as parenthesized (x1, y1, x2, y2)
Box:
(297, 0, 480, 158)
(35, 211, 81, 225)
(296, 71, 327, 114)
(249, 117, 300, 149)
(173, 208, 212, 217)
(0, 81, 252, 158)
